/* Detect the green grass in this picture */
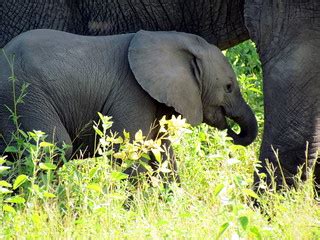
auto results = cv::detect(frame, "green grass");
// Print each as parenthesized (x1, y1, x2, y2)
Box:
(1, 41, 320, 239)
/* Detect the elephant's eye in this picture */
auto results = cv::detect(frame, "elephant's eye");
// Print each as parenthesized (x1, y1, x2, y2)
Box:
(225, 83, 233, 93)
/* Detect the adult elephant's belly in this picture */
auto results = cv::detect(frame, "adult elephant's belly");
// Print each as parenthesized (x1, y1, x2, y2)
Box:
(256, 30, 320, 188)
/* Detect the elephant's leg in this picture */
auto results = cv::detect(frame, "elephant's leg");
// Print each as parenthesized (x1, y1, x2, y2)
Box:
(0, 94, 71, 160)
(104, 85, 180, 187)
(17, 97, 73, 160)
(149, 139, 180, 186)
(245, 0, 320, 190)
(104, 88, 157, 185)
(122, 140, 180, 188)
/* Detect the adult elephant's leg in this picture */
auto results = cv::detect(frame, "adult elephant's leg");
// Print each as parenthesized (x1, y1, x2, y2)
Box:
(257, 37, 320, 188)
(244, 1, 320, 189)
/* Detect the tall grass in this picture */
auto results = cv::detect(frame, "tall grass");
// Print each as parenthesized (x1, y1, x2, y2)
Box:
(0, 41, 320, 239)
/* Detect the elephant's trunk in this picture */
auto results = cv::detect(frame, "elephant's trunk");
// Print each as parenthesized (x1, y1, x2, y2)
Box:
(225, 98, 258, 146)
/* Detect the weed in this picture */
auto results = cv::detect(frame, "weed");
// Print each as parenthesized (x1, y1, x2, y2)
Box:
(0, 41, 319, 239)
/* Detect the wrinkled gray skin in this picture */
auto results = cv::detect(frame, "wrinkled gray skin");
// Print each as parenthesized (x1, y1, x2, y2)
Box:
(1, 0, 320, 190)
(245, 1, 320, 190)
(0, 1, 248, 50)
(0, 29, 257, 182)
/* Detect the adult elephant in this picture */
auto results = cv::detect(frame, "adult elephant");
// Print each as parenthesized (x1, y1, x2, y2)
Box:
(0, 1, 248, 49)
(245, 1, 320, 190)
(1, 0, 319, 190)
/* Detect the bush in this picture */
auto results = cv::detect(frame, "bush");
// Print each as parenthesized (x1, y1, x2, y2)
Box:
(1, 41, 320, 239)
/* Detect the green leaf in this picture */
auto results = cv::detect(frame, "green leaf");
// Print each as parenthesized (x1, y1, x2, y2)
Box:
(93, 126, 103, 137)
(97, 112, 104, 120)
(31, 184, 40, 193)
(199, 132, 207, 142)
(0, 166, 10, 173)
(0, 156, 7, 165)
(151, 148, 162, 163)
(0, 180, 12, 188)
(123, 130, 130, 140)
(98, 113, 113, 129)
(4, 146, 18, 153)
(248, 87, 263, 94)
(158, 161, 172, 173)
(216, 222, 230, 239)
(141, 153, 151, 160)
(28, 130, 46, 141)
(113, 151, 126, 160)
(242, 189, 259, 199)
(129, 152, 140, 160)
(13, 174, 28, 190)
(250, 226, 262, 240)
(113, 136, 123, 144)
(39, 141, 55, 148)
(3, 204, 16, 213)
(87, 183, 102, 192)
(43, 192, 56, 198)
(134, 130, 144, 142)
(139, 161, 153, 173)
(111, 172, 128, 181)
(5, 196, 25, 204)
(0, 187, 13, 194)
(213, 183, 224, 197)
(33, 130, 45, 136)
(230, 145, 246, 151)
(89, 167, 98, 179)
(39, 163, 57, 171)
(18, 129, 28, 138)
(239, 216, 249, 230)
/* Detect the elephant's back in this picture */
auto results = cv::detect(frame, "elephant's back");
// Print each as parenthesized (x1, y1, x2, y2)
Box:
(4, 29, 105, 50)
(1, 29, 131, 86)
(3, 29, 105, 80)
(0, 29, 122, 137)
(0, 30, 105, 104)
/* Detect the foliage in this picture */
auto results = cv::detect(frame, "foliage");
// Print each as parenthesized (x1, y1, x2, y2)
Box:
(0, 41, 320, 239)
(225, 40, 264, 128)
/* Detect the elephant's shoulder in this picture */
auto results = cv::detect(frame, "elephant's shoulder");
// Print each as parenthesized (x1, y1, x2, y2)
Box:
(3, 30, 90, 82)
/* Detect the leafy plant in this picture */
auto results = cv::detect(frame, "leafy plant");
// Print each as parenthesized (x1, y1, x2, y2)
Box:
(0, 41, 319, 239)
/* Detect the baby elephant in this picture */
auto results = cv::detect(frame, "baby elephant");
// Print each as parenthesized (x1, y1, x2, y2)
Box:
(0, 30, 257, 181)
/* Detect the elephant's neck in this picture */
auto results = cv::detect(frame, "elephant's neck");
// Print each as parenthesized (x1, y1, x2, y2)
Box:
(74, 0, 249, 50)
(101, 33, 135, 80)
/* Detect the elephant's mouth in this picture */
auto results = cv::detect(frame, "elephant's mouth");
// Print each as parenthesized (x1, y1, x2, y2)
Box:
(214, 106, 228, 130)
(220, 106, 238, 136)
(204, 104, 257, 146)
(221, 105, 258, 147)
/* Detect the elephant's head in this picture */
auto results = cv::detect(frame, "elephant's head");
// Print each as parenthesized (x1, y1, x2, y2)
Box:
(128, 30, 257, 146)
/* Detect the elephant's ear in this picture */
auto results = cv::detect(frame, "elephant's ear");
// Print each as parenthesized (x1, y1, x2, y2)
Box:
(128, 30, 204, 125)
